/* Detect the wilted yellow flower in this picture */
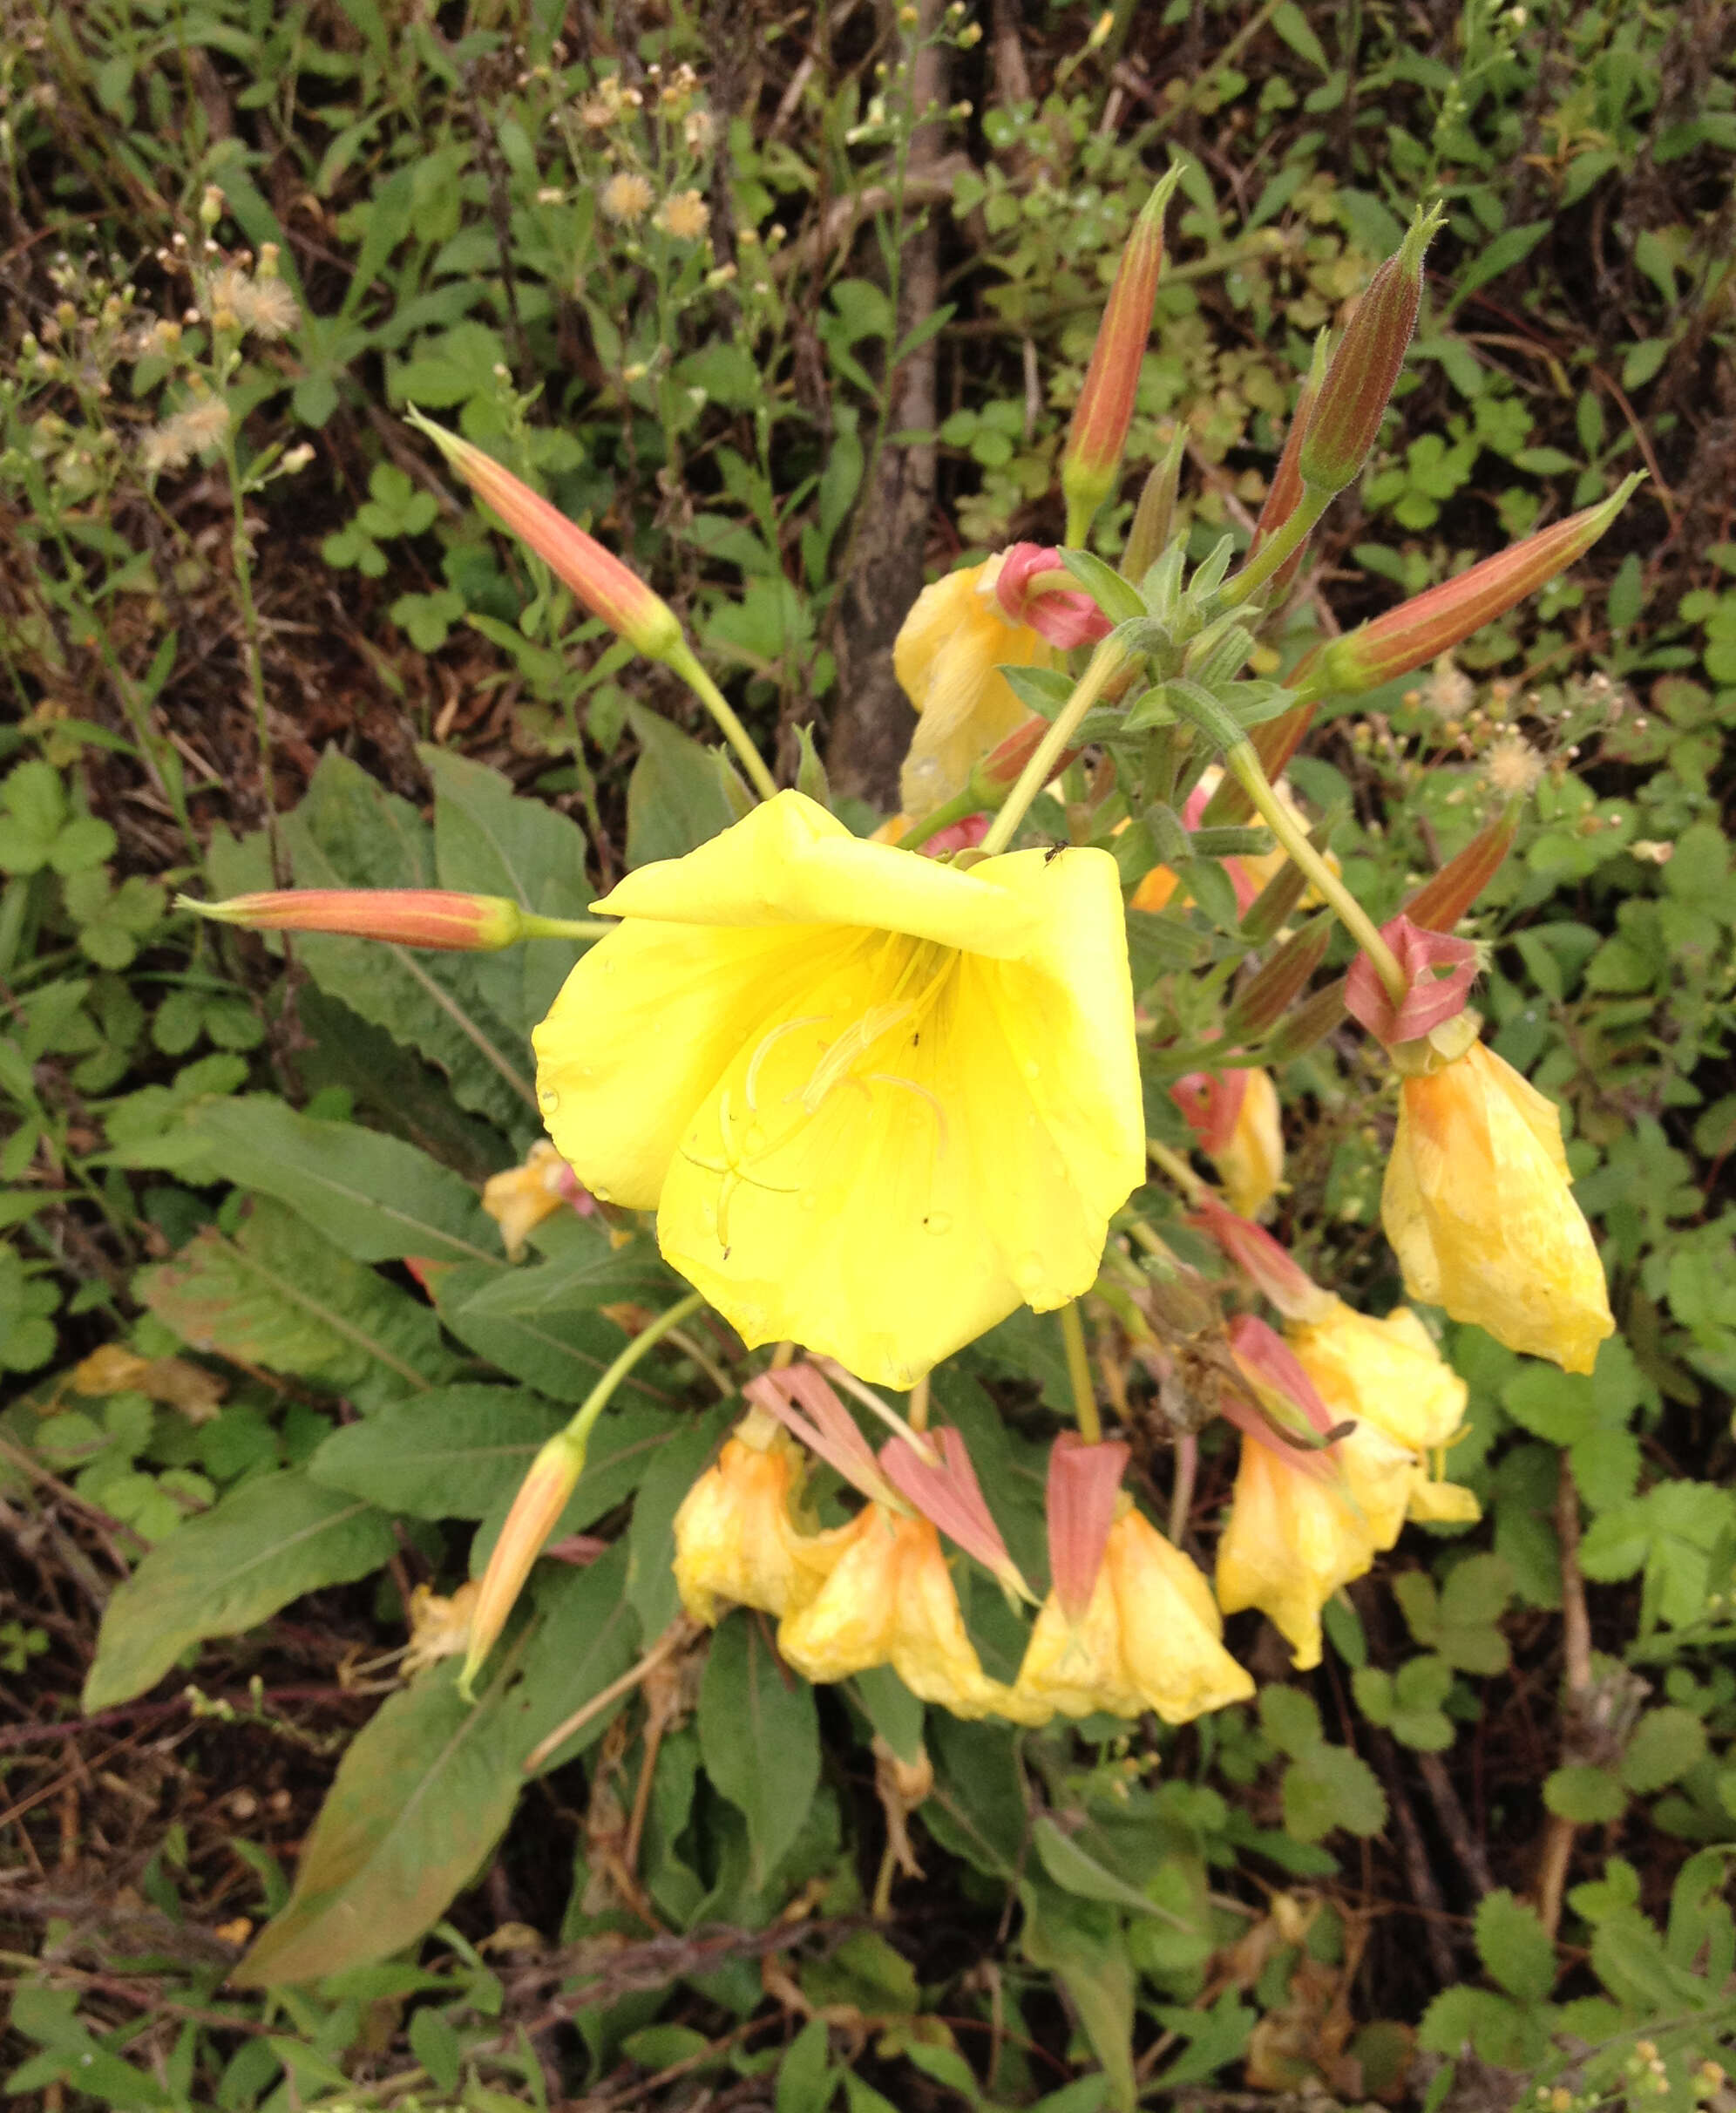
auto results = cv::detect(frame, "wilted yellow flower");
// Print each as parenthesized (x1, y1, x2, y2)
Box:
(672, 1419, 831, 1625)
(1288, 1298, 1479, 1525)
(777, 1504, 1042, 1721)
(600, 171, 654, 223)
(403, 1580, 479, 1675)
(1216, 1439, 1381, 1671)
(532, 792, 1143, 1388)
(893, 554, 1061, 817)
(482, 1138, 591, 1260)
(1015, 1506, 1254, 1722)
(655, 188, 709, 240)
(1383, 1037, 1613, 1375)
(1214, 1065, 1284, 1219)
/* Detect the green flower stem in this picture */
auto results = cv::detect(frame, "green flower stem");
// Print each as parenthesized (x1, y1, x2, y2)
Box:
(564, 1288, 709, 1452)
(1063, 493, 1096, 548)
(514, 914, 616, 942)
(664, 640, 780, 804)
(897, 787, 983, 849)
(1223, 738, 1408, 1004)
(1059, 1299, 1102, 1445)
(1215, 483, 1330, 610)
(1147, 1136, 1206, 1202)
(979, 640, 1124, 857)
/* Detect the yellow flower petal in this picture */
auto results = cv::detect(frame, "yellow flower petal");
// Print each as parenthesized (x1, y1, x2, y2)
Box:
(1287, 1299, 1468, 1454)
(893, 557, 1058, 815)
(1017, 1510, 1253, 1722)
(1406, 1477, 1482, 1525)
(1382, 1041, 1613, 1375)
(1215, 1441, 1378, 1671)
(534, 793, 1143, 1386)
(776, 1505, 1016, 1718)
(671, 1429, 825, 1626)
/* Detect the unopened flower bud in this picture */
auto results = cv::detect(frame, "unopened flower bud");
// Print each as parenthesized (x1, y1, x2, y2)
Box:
(463, 1428, 587, 1691)
(1061, 166, 1183, 539)
(407, 411, 684, 663)
(1317, 474, 1642, 694)
(176, 887, 529, 949)
(1299, 204, 1441, 494)
(1249, 330, 1327, 593)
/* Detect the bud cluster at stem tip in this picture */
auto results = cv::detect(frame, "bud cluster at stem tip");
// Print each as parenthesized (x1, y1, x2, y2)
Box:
(1297, 202, 1443, 496)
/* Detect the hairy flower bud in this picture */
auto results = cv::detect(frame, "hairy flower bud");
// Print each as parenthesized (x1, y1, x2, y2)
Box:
(1248, 331, 1327, 594)
(409, 411, 684, 662)
(1298, 205, 1441, 494)
(1061, 166, 1183, 537)
(463, 1428, 587, 1691)
(177, 887, 528, 949)
(1316, 475, 1643, 694)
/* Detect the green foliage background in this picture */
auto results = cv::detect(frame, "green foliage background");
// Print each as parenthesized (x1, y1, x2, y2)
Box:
(2, 1, 1734, 2109)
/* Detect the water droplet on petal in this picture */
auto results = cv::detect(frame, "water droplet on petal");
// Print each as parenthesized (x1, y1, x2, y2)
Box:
(539, 1088, 559, 1114)
(591, 1182, 612, 1204)
(580, 1064, 595, 1082)
(1023, 1057, 1041, 1081)
(799, 1191, 819, 1212)
(1014, 1250, 1048, 1296)
(924, 1212, 953, 1235)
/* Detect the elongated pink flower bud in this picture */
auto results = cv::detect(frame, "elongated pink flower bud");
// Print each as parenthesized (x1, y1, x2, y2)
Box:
(408, 411, 683, 662)
(463, 1428, 586, 1692)
(1248, 332, 1327, 594)
(1061, 166, 1183, 536)
(1299, 205, 1441, 494)
(1317, 474, 1643, 695)
(1046, 1433, 1129, 1623)
(177, 887, 526, 949)
(1403, 812, 1517, 934)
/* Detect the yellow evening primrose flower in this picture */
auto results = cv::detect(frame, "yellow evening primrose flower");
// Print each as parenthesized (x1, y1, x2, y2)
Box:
(1215, 1426, 1418, 1672)
(672, 1417, 831, 1626)
(1383, 1038, 1613, 1376)
(1288, 1299, 1480, 1525)
(777, 1504, 1044, 1722)
(532, 792, 1143, 1388)
(893, 554, 1060, 818)
(1015, 1507, 1254, 1722)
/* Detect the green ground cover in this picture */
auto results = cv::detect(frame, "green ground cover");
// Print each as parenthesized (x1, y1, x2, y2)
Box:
(3, 2, 1735, 2108)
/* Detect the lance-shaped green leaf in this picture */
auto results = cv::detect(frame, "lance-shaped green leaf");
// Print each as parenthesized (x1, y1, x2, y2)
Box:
(308, 1385, 568, 1519)
(142, 1198, 458, 1409)
(698, 1608, 821, 1888)
(234, 1546, 639, 1986)
(282, 751, 537, 1131)
(84, 1471, 398, 1709)
(190, 1097, 500, 1267)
